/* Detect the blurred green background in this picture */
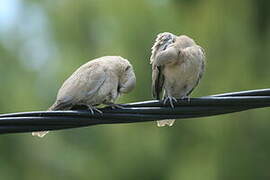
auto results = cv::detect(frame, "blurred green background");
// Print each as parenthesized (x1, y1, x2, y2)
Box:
(0, 0, 270, 179)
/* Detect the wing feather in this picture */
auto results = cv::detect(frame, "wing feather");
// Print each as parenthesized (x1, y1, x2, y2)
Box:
(152, 66, 164, 99)
(186, 46, 206, 96)
(51, 62, 106, 110)
(151, 33, 176, 100)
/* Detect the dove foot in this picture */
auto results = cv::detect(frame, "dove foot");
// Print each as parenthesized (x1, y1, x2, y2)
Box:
(108, 104, 124, 109)
(87, 105, 103, 114)
(163, 96, 178, 108)
(181, 95, 191, 102)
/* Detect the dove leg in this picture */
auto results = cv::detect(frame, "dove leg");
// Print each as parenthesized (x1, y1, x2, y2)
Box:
(158, 92, 177, 127)
(181, 95, 191, 102)
(163, 96, 178, 108)
(86, 105, 103, 114)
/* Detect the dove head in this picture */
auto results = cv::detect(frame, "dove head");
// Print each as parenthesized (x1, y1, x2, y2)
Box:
(117, 58, 136, 94)
(157, 32, 176, 46)
(150, 32, 177, 64)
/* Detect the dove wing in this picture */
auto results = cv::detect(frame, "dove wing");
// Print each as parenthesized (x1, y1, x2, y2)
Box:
(50, 62, 106, 110)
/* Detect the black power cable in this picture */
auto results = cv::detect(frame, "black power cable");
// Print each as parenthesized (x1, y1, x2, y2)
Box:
(0, 88, 270, 134)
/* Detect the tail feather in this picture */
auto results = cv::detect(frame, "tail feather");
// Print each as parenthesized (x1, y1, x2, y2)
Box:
(48, 101, 71, 111)
(32, 101, 65, 138)
(32, 131, 49, 138)
(157, 119, 175, 127)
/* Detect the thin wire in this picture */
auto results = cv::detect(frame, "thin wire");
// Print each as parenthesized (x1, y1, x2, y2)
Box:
(0, 88, 270, 134)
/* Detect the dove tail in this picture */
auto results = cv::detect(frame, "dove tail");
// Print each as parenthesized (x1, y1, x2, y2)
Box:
(32, 102, 61, 138)
(48, 102, 58, 111)
(157, 119, 175, 127)
(32, 131, 49, 138)
(48, 101, 72, 111)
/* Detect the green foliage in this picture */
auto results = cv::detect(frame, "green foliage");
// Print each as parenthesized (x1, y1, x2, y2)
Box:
(0, 0, 269, 179)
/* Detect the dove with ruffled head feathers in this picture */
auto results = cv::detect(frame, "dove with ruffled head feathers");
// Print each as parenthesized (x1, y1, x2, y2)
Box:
(150, 32, 205, 127)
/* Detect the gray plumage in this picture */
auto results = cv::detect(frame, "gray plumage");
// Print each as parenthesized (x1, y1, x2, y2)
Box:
(150, 33, 205, 127)
(32, 56, 136, 137)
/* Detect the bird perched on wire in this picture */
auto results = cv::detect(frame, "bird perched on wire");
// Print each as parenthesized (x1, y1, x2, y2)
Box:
(150, 32, 205, 127)
(32, 56, 136, 137)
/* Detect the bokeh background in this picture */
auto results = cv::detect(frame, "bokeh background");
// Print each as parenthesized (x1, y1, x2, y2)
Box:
(0, 0, 270, 179)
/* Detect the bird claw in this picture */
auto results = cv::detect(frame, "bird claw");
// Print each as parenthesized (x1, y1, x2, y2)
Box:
(87, 106, 103, 115)
(163, 96, 178, 108)
(109, 104, 124, 109)
(181, 95, 190, 102)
